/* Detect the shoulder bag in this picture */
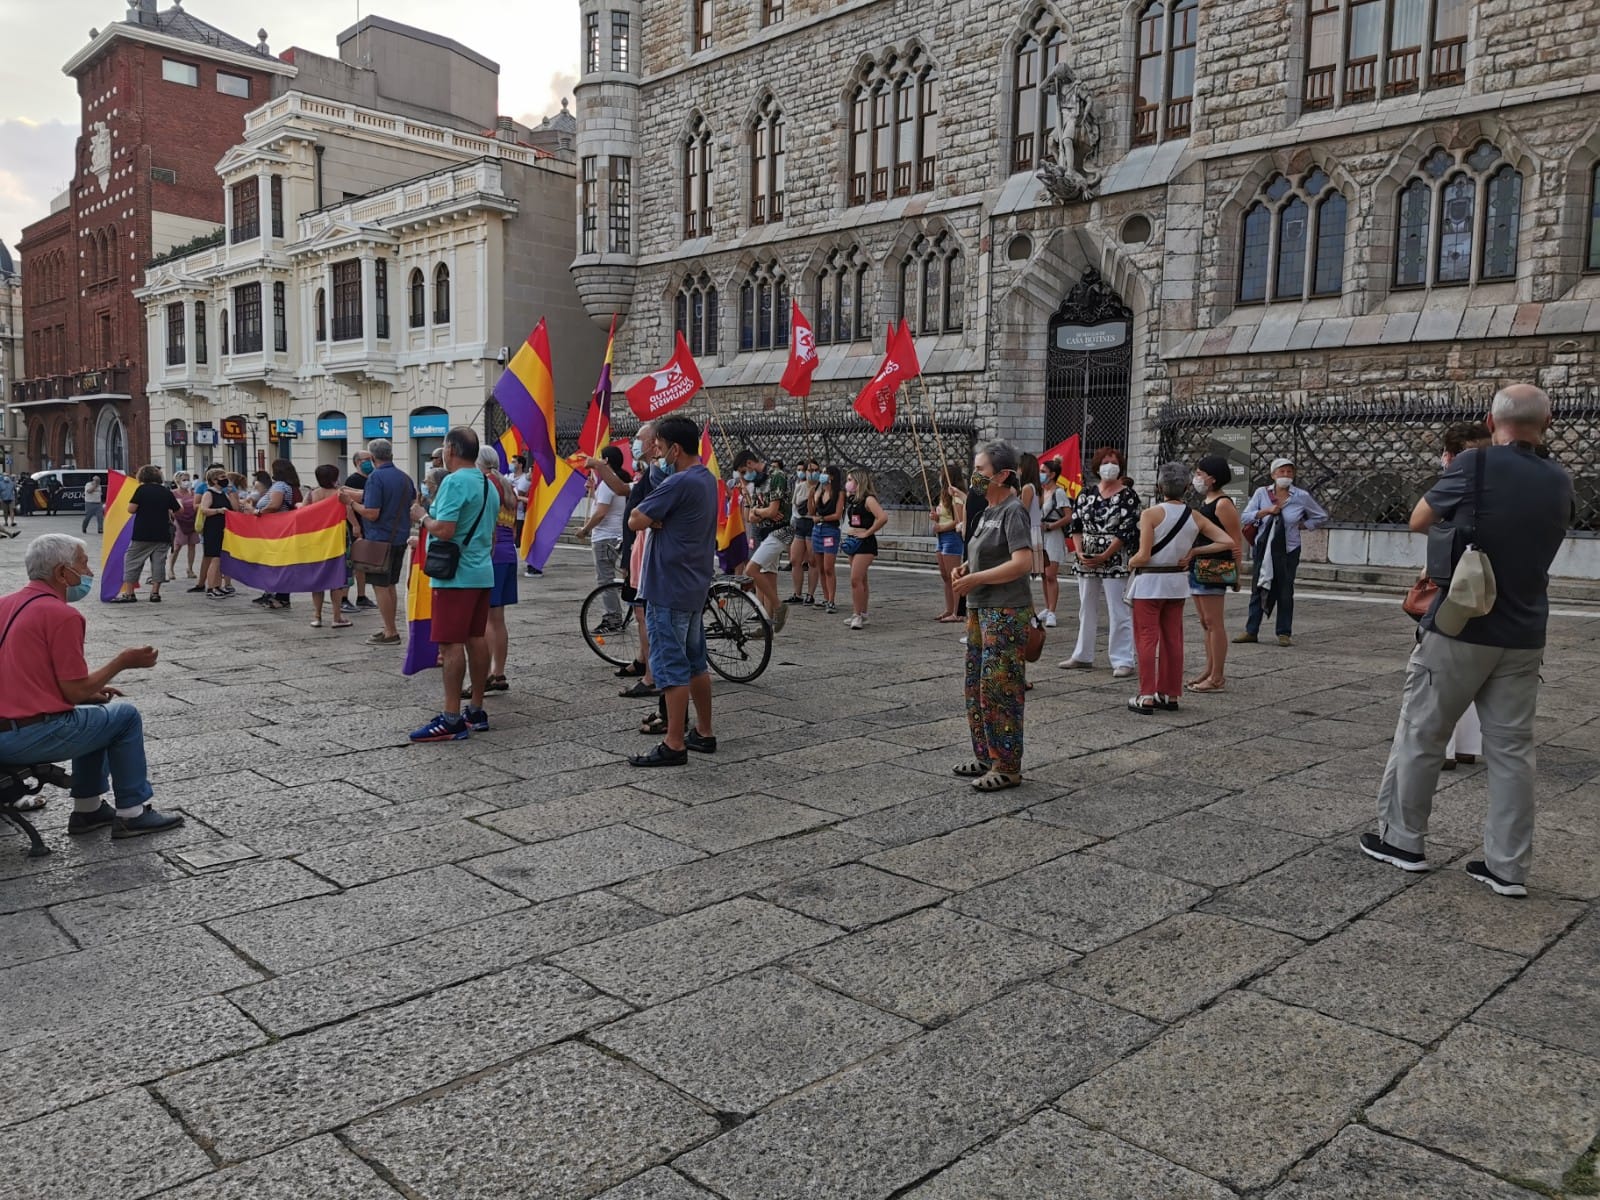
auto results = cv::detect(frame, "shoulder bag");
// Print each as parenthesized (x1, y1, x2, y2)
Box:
(1022, 613, 1047, 663)
(1123, 508, 1192, 601)
(352, 479, 406, 570)
(423, 475, 491, 581)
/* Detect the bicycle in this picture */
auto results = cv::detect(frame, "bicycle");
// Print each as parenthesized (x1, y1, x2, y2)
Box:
(579, 575, 772, 683)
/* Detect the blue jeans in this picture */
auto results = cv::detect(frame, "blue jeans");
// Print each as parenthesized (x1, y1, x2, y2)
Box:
(645, 602, 708, 689)
(0, 702, 153, 811)
(1247, 547, 1301, 637)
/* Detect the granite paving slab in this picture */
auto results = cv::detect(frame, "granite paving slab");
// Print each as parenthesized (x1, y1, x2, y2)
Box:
(592, 1168, 719, 1200)
(1263, 1125, 1542, 1199)
(1252, 919, 1524, 1042)
(290, 818, 521, 887)
(157, 963, 630, 1161)
(1089, 811, 1317, 887)
(834, 790, 1038, 847)
(0, 994, 265, 1126)
(676, 984, 1158, 1200)
(208, 864, 524, 972)
(611, 829, 878, 914)
(949, 852, 1210, 952)
(549, 897, 839, 1006)
(1200, 781, 1376, 839)
(1200, 843, 1415, 939)
(0, 1087, 214, 1200)
(346, 1042, 720, 1200)
(592, 966, 918, 1112)
(0, 925, 260, 1047)
(1059, 992, 1418, 1191)
(0, 907, 75, 968)
(152, 1136, 403, 1199)
(464, 822, 705, 902)
(1474, 910, 1600, 1059)
(474, 785, 685, 843)
(1366, 868, 1584, 955)
(863, 817, 1094, 891)
(760, 862, 950, 928)
(49, 857, 338, 947)
(0, 851, 180, 913)
(1056, 912, 1302, 1022)
(903, 1109, 1237, 1199)
(1366, 1022, 1600, 1188)
(632, 793, 837, 853)
(230, 891, 659, 1035)
(787, 907, 1074, 1025)
(763, 762, 952, 816)
(1024, 771, 1234, 837)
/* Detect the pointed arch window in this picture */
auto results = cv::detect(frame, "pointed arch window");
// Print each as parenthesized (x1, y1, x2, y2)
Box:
(1586, 163, 1600, 274)
(1391, 142, 1522, 289)
(674, 271, 719, 357)
(1237, 168, 1348, 304)
(898, 232, 965, 335)
(1133, 0, 1197, 146)
(433, 264, 451, 325)
(683, 114, 714, 238)
(848, 50, 937, 206)
(408, 269, 425, 328)
(814, 246, 868, 345)
(750, 96, 786, 226)
(738, 262, 790, 353)
(1304, 0, 1469, 111)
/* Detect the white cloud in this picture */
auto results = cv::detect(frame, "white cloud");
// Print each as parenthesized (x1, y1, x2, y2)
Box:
(0, 119, 79, 253)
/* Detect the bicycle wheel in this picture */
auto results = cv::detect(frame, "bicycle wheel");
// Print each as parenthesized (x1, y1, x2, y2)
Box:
(580, 582, 636, 666)
(702, 583, 772, 683)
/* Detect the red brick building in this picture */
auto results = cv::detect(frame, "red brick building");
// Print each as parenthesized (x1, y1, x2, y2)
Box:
(14, 2, 291, 471)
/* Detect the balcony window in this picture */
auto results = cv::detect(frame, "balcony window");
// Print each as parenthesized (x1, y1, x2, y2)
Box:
(409, 269, 426, 328)
(230, 180, 259, 243)
(848, 50, 937, 205)
(332, 259, 362, 342)
(375, 259, 390, 339)
(195, 300, 207, 364)
(1132, 0, 1197, 146)
(166, 302, 185, 366)
(273, 281, 287, 352)
(233, 283, 263, 354)
(749, 96, 785, 226)
(682, 114, 713, 239)
(1303, 0, 1468, 111)
(270, 175, 283, 238)
(433, 264, 450, 325)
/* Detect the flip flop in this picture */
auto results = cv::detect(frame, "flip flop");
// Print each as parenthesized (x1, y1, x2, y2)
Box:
(1186, 680, 1225, 693)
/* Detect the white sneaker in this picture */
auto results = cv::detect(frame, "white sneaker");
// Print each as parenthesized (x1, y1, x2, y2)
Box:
(1111, 666, 1135, 679)
(1042, 610, 1057, 628)
(847, 614, 865, 630)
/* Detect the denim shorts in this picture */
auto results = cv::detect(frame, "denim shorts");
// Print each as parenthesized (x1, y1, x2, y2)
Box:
(645, 602, 708, 688)
(937, 531, 964, 557)
(811, 523, 840, 556)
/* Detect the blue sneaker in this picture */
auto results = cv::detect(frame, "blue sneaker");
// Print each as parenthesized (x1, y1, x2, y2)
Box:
(409, 713, 470, 742)
(462, 705, 489, 732)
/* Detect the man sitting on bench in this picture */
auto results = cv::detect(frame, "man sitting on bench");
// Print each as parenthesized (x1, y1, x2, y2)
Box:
(0, 534, 183, 838)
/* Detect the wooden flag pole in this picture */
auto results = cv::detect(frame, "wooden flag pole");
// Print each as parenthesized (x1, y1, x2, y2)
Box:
(904, 387, 937, 514)
(918, 371, 953, 483)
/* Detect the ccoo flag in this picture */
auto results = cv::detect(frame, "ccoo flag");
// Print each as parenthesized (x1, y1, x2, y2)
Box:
(625, 331, 703, 420)
(219, 497, 349, 593)
(852, 321, 917, 433)
(1040, 433, 1084, 499)
(98, 471, 138, 602)
(779, 300, 818, 398)
(493, 320, 558, 482)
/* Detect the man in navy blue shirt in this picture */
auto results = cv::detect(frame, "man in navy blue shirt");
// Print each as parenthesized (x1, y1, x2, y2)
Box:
(341, 438, 415, 646)
(627, 415, 717, 767)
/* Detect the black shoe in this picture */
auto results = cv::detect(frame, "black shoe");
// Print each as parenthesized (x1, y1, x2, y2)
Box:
(620, 680, 660, 699)
(804, 595, 816, 606)
(1465, 860, 1527, 898)
(525, 566, 542, 577)
(1455, 752, 1478, 764)
(685, 729, 717, 754)
(187, 584, 205, 593)
(67, 802, 115, 835)
(355, 596, 376, 610)
(112, 807, 185, 839)
(783, 595, 804, 605)
(1441, 757, 1458, 772)
(148, 593, 162, 604)
(1359, 832, 1430, 872)
(615, 660, 647, 678)
(341, 600, 360, 614)
(629, 742, 688, 768)
(462, 705, 489, 732)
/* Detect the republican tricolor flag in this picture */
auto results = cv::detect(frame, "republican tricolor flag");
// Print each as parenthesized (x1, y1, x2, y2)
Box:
(699, 427, 749, 574)
(219, 497, 349, 593)
(98, 471, 138, 602)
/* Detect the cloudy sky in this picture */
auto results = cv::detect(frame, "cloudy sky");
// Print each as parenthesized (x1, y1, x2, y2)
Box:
(0, 0, 580, 254)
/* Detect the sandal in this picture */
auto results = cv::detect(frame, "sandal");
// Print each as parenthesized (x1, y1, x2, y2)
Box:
(487, 675, 510, 692)
(1186, 680, 1225, 693)
(331, 619, 353, 629)
(1156, 694, 1181, 711)
(309, 618, 323, 628)
(972, 771, 1022, 792)
(620, 680, 660, 699)
(110, 593, 137, 604)
(1127, 695, 1156, 715)
(639, 713, 668, 735)
(615, 660, 648, 678)
(952, 760, 989, 778)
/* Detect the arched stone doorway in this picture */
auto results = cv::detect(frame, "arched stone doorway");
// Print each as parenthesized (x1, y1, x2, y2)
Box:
(94, 405, 128, 472)
(1045, 269, 1133, 468)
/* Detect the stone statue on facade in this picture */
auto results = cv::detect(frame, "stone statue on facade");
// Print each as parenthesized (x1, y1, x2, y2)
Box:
(1038, 63, 1103, 204)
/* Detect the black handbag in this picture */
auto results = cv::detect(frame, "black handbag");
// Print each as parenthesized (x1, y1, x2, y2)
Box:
(423, 475, 491, 581)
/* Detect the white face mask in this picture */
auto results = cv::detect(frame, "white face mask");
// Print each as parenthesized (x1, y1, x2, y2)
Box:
(1192, 475, 1208, 494)
(1274, 475, 1293, 490)
(1098, 463, 1120, 482)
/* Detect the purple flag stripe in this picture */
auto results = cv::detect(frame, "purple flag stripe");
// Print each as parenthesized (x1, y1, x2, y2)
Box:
(98, 524, 134, 602)
(492, 365, 556, 481)
(402, 619, 439, 676)
(523, 472, 587, 573)
(717, 533, 751, 576)
(218, 555, 348, 594)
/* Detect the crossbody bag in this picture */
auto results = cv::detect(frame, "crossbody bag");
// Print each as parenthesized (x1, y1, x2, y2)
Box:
(1123, 508, 1192, 600)
(423, 475, 491, 581)
(352, 481, 407, 570)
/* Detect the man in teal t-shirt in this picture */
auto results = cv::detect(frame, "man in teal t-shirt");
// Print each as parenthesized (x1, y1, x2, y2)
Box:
(408, 426, 497, 742)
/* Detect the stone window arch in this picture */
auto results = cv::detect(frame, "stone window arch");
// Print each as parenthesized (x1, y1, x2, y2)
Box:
(674, 270, 719, 357)
(749, 94, 786, 226)
(1237, 168, 1349, 304)
(898, 231, 966, 335)
(1393, 142, 1522, 289)
(1303, 0, 1467, 111)
(813, 245, 869, 345)
(737, 260, 790, 352)
(847, 47, 938, 206)
(1132, 0, 1197, 146)
(106, 228, 119, 281)
(408, 269, 425, 328)
(434, 264, 451, 324)
(682, 112, 714, 239)
(1587, 161, 1600, 274)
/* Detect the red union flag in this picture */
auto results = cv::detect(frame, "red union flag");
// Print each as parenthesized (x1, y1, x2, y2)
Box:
(625, 331, 703, 420)
(852, 321, 917, 432)
(779, 300, 818, 398)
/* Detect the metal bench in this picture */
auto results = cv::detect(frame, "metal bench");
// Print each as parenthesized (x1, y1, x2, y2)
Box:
(0, 764, 69, 858)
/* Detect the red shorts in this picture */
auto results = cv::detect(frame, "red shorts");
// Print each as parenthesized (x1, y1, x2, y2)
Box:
(429, 587, 490, 644)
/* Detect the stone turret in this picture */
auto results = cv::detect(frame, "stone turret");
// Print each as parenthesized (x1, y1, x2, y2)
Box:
(569, 0, 640, 328)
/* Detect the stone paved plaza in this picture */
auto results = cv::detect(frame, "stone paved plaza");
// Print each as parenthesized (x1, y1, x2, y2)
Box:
(0, 517, 1596, 1199)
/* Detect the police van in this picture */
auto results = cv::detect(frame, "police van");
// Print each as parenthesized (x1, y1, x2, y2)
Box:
(28, 470, 106, 512)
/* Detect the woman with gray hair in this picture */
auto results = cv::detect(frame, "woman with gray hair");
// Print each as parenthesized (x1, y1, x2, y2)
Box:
(1126, 462, 1235, 714)
(950, 439, 1036, 791)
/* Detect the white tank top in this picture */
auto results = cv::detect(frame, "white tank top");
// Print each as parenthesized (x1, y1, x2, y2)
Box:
(1128, 502, 1200, 600)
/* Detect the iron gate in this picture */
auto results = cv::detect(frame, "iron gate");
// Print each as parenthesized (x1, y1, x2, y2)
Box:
(1046, 269, 1133, 469)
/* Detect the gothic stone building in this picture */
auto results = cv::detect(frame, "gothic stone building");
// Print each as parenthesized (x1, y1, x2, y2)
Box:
(571, 0, 1600, 553)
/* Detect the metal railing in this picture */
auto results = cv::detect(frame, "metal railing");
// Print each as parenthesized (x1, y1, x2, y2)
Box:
(1153, 386, 1600, 531)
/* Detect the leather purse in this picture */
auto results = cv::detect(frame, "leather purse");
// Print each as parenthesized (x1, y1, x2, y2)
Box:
(1401, 572, 1437, 621)
(1023, 614, 1046, 663)
(1189, 555, 1239, 588)
(352, 484, 407, 570)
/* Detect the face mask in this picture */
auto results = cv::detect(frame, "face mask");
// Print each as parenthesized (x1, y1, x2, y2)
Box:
(631, 440, 644, 460)
(813, 472, 824, 483)
(1192, 475, 1208, 494)
(742, 470, 759, 482)
(1274, 476, 1292, 490)
(844, 479, 857, 495)
(971, 470, 992, 490)
(1039, 472, 1050, 485)
(1098, 463, 1121, 481)
(64, 568, 93, 604)
(359, 460, 374, 475)
(659, 455, 678, 478)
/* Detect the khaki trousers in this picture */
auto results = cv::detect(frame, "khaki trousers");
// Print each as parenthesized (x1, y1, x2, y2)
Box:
(1376, 631, 1543, 883)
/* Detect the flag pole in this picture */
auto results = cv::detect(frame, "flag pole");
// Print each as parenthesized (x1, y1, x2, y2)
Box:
(904, 387, 936, 514)
(917, 371, 952, 484)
